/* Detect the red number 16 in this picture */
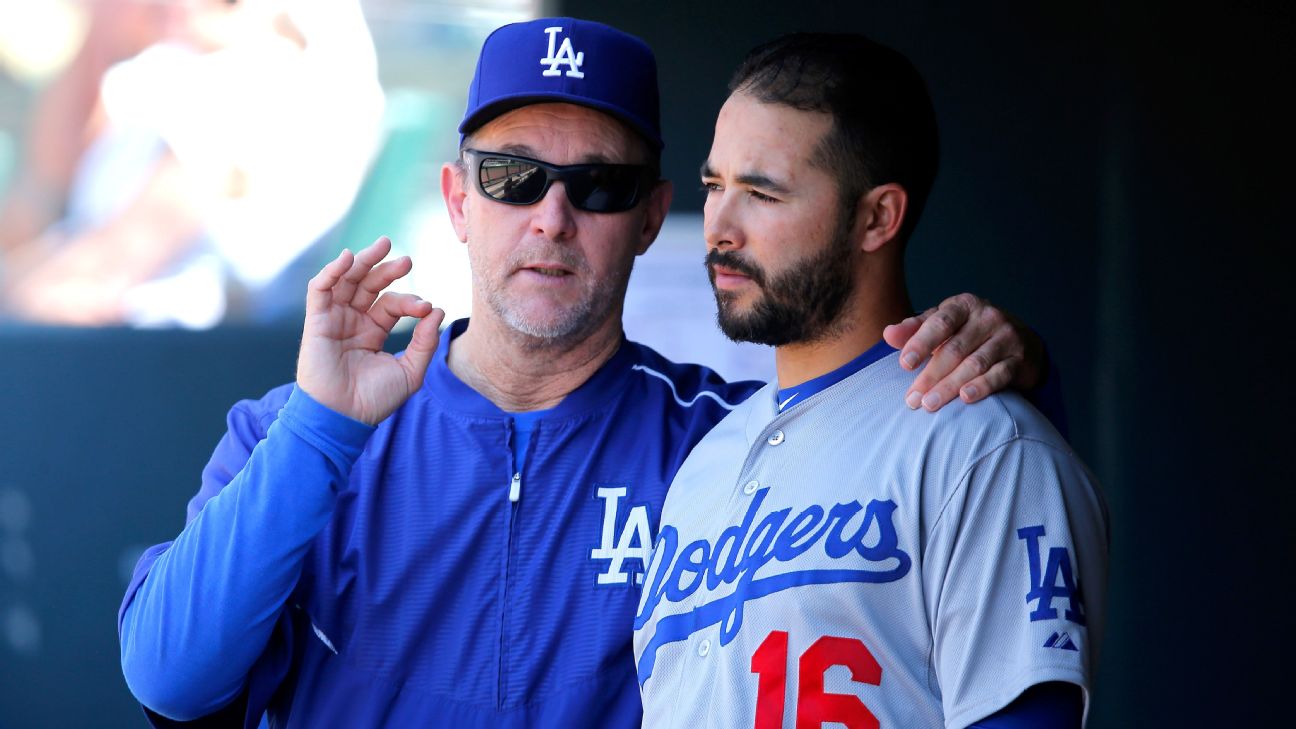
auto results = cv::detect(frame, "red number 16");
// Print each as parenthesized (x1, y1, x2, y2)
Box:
(750, 630, 881, 729)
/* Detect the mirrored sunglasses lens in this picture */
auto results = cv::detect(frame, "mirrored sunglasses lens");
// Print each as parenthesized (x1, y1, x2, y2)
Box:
(479, 158, 547, 203)
(567, 167, 641, 212)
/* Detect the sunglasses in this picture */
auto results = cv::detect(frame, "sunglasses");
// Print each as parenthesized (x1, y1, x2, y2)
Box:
(462, 149, 657, 213)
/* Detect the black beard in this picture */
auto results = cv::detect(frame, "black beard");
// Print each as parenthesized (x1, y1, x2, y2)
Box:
(706, 221, 856, 347)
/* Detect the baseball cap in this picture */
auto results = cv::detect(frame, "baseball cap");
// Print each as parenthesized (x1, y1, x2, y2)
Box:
(459, 17, 663, 150)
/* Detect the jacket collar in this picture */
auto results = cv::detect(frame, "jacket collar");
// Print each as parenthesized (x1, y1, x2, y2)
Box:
(422, 318, 637, 420)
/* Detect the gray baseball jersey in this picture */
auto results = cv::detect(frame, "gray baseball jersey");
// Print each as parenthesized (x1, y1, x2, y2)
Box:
(632, 351, 1108, 729)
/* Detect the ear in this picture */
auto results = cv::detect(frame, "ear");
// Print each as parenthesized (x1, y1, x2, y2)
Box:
(634, 179, 674, 256)
(441, 162, 470, 243)
(854, 183, 908, 253)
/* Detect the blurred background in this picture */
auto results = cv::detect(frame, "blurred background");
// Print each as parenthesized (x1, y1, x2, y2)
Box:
(0, 0, 1290, 726)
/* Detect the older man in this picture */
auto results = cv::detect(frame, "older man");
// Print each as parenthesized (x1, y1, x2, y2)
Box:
(119, 18, 1051, 728)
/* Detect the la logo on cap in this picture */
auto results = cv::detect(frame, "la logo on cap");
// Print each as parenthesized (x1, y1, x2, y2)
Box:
(540, 26, 585, 78)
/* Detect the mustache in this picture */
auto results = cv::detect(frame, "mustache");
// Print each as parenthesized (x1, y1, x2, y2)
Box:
(508, 245, 588, 273)
(704, 249, 766, 287)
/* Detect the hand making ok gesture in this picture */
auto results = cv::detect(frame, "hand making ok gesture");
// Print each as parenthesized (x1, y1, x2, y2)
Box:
(296, 237, 445, 425)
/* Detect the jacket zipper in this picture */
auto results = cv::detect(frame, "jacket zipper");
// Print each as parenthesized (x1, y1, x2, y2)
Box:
(498, 424, 522, 708)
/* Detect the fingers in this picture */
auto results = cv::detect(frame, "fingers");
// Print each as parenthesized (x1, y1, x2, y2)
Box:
(900, 296, 983, 409)
(367, 291, 434, 333)
(307, 237, 415, 318)
(898, 294, 975, 371)
(915, 336, 1017, 411)
(400, 307, 447, 384)
(907, 320, 992, 403)
(332, 237, 393, 306)
(352, 255, 414, 312)
(958, 358, 1019, 404)
(882, 313, 924, 352)
(306, 248, 354, 314)
(903, 300, 1025, 412)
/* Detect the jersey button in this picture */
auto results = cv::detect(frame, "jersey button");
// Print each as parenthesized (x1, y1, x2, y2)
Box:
(698, 639, 711, 657)
(743, 479, 760, 495)
(767, 430, 785, 446)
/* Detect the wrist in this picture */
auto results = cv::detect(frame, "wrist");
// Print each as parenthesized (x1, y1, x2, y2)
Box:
(283, 386, 376, 452)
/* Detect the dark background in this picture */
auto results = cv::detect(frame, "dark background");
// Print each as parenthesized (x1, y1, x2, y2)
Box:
(1, 1, 1292, 726)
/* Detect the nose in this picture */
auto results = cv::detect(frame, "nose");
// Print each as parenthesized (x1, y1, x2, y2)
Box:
(703, 188, 744, 252)
(530, 181, 578, 241)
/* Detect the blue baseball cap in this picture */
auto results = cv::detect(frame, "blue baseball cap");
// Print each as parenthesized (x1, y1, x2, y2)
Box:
(459, 17, 663, 150)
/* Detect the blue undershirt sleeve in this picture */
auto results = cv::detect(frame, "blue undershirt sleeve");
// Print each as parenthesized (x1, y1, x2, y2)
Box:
(119, 386, 374, 722)
(966, 682, 1083, 729)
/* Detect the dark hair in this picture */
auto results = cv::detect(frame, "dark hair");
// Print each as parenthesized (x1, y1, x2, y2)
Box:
(729, 33, 939, 241)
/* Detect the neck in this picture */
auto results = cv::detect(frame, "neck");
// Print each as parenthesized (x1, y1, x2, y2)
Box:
(774, 272, 911, 389)
(446, 309, 625, 412)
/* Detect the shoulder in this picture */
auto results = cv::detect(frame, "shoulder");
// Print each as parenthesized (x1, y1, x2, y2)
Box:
(623, 340, 762, 411)
(925, 392, 1106, 536)
(916, 389, 1081, 495)
(956, 389, 1076, 464)
(617, 341, 766, 469)
(665, 379, 775, 485)
(843, 354, 1067, 452)
(816, 356, 1083, 486)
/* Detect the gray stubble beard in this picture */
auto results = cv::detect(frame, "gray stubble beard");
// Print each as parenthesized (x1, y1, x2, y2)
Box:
(472, 246, 634, 349)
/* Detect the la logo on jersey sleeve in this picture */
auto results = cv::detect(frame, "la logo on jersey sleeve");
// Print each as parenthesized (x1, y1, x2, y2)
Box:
(1017, 524, 1087, 651)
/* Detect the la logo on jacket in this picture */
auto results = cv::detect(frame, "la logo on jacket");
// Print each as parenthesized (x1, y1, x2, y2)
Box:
(591, 486, 653, 585)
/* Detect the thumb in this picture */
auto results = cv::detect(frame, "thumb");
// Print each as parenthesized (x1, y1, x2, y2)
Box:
(400, 308, 446, 385)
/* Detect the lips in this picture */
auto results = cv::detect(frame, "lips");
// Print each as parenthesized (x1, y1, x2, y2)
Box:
(710, 264, 750, 280)
(710, 267, 754, 292)
(508, 246, 583, 280)
(705, 250, 764, 288)
(527, 266, 570, 277)
(517, 262, 575, 279)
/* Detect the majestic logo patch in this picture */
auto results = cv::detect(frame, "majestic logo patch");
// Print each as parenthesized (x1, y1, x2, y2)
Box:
(1017, 525, 1086, 624)
(540, 26, 585, 78)
(591, 486, 652, 585)
(635, 488, 910, 684)
(1043, 631, 1079, 651)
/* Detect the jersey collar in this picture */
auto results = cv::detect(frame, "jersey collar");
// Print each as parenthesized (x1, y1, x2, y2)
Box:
(775, 339, 897, 412)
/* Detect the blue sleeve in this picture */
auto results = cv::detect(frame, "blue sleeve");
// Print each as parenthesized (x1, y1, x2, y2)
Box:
(967, 682, 1083, 729)
(119, 386, 374, 722)
(1024, 342, 1068, 440)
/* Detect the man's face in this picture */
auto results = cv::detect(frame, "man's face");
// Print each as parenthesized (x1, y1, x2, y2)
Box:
(702, 92, 857, 346)
(444, 103, 666, 344)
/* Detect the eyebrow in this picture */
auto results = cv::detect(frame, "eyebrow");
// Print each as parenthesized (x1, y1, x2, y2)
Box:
(700, 160, 793, 195)
(495, 143, 539, 158)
